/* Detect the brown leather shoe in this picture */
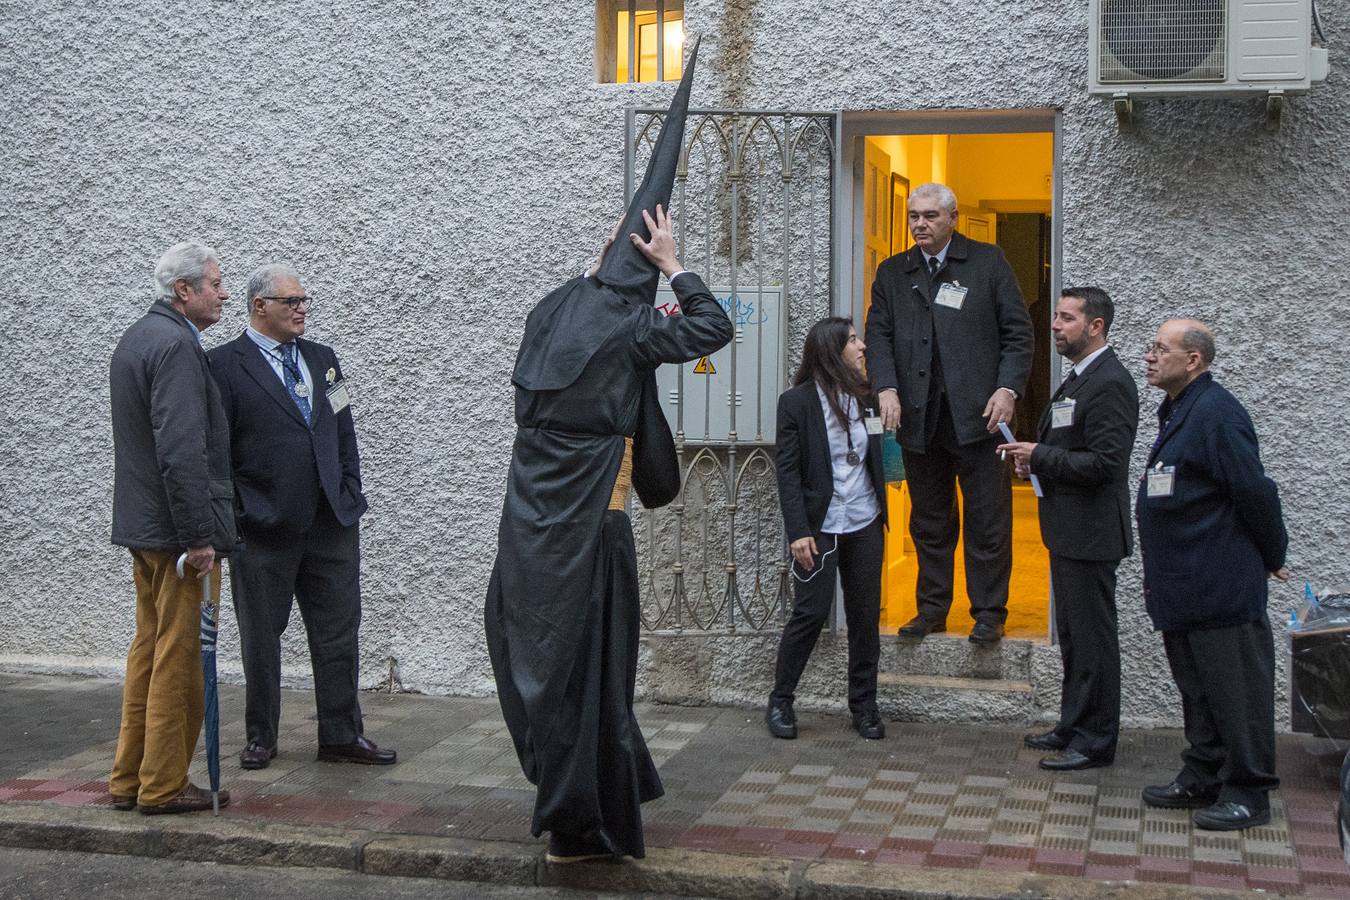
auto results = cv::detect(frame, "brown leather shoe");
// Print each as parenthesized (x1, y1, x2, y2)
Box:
(316, 735, 396, 765)
(108, 792, 136, 811)
(239, 742, 277, 770)
(138, 783, 230, 816)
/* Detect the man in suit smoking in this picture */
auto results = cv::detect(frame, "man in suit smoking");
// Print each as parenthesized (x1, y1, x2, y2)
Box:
(998, 287, 1138, 771)
(208, 263, 394, 771)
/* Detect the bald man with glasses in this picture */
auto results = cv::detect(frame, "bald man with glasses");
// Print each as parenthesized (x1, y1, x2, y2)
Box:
(207, 263, 395, 771)
(1136, 319, 1288, 831)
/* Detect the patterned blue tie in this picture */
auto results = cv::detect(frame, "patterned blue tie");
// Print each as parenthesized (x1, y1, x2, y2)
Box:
(279, 342, 312, 424)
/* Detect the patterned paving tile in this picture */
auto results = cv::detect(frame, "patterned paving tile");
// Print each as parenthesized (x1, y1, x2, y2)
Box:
(3, 680, 1348, 895)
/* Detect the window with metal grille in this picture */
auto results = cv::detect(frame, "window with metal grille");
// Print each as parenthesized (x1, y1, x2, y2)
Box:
(596, 1, 685, 83)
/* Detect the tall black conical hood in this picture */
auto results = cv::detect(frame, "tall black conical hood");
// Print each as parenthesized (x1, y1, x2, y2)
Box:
(593, 36, 700, 301)
(512, 37, 701, 393)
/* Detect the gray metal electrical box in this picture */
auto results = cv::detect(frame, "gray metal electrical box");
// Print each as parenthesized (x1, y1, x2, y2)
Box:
(653, 284, 784, 445)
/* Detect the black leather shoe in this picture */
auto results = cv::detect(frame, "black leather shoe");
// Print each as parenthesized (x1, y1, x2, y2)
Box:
(1193, 800, 1270, 831)
(239, 742, 277, 770)
(852, 708, 885, 740)
(1142, 780, 1218, 809)
(317, 735, 397, 765)
(897, 616, 946, 640)
(766, 701, 797, 739)
(108, 792, 136, 811)
(968, 622, 1004, 644)
(1038, 749, 1111, 771)
(1023, 730, 1069, 751)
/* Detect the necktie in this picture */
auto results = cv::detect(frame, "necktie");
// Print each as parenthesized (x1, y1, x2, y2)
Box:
(279, 342, 312, 424)
(928, 255, 941, 278)
(1055, 368, 1078, 399)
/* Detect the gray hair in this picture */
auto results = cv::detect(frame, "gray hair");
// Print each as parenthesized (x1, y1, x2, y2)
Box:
(909, 182, 958, 213)
(1179, 324, 1216, 366)
(153, 240, 218, 299)
(246, 262, 301, 306)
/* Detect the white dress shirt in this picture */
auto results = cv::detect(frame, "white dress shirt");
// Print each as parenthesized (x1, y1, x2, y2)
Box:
(815, 385, 880, 534)
(920, 240, 951, 271)
(1069, 344, 1110, 378)
(245, 325, 313, 390)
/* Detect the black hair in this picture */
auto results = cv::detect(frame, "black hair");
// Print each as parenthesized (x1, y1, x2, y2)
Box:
(794, 316, 871, 429)
(1061, 286, 1114, 336)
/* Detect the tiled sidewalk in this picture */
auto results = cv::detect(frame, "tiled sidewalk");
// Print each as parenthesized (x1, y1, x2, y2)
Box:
(1, 673, 1346, 897)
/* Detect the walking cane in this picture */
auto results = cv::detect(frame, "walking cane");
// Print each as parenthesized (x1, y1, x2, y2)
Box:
(177, 552, 222, 816)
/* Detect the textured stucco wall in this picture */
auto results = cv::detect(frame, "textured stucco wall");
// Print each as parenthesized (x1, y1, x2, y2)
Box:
(2, 1, 1348, 730)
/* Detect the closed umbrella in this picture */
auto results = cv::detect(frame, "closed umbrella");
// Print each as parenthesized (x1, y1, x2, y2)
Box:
(177, 553, 221, 815)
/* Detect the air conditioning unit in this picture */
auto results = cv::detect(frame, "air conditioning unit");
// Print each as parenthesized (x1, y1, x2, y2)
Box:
(1089, 0, 1329, 97)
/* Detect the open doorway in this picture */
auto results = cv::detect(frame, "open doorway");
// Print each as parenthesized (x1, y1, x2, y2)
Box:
(846, 115, 1057, 639)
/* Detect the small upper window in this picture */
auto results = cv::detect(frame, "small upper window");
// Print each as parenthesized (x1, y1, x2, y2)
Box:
(597, 1, 685, 83)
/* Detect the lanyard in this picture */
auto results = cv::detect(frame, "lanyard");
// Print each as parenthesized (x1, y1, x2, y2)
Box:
(263, 345, 307, 384)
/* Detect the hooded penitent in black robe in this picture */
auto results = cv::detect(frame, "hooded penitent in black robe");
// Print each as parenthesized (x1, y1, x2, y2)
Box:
(484, 40, 730, 859)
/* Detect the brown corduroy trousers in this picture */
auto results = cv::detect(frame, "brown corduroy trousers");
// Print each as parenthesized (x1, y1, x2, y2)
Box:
(109, 550, 218, 806)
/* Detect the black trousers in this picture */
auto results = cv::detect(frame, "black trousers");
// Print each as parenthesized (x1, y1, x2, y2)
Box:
(1049, 553, 1121, 760)
(901, 400, 1012, 626)
(1162, 615, 1279, 811)
(230, 503, 364, 749)
(771, 516, 883, 715)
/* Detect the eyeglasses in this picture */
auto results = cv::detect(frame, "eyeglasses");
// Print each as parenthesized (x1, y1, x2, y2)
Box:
(260, 295, 314, 311)
(1144, 342, 1178, 357)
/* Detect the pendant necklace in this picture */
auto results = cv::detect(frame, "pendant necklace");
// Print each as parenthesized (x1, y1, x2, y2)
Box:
(844, 397, 860, 465)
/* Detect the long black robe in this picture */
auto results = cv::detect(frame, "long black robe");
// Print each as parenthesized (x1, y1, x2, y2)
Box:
(485, 272, 731, 858)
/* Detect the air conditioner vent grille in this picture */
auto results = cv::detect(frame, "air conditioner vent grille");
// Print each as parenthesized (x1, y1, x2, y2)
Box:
(1099, 0, 1227, 83)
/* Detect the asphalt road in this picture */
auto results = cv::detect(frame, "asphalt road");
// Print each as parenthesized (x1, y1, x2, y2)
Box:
(0, 847, 712, 900)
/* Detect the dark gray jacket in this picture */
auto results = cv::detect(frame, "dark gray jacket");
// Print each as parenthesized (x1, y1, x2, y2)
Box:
(110, 300, 236, 553)
(865, 232, 1034, 450)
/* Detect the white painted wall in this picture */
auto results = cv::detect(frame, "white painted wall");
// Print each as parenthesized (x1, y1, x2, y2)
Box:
(2, 1, 1347, 728)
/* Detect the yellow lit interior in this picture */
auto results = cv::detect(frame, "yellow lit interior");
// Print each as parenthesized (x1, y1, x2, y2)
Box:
(615, 11, 684, 82)
(863, 133, 1054, 639)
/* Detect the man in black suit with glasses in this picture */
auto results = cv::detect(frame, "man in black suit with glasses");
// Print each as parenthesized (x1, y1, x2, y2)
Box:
(208, 263, 394, 771)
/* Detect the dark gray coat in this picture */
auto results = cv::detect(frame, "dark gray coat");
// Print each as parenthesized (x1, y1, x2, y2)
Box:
(865, 232, 1034, 451)
(110, 300, 236, 553)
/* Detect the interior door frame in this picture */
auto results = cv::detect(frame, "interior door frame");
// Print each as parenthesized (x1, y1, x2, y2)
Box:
(833, 108, 1064, 642)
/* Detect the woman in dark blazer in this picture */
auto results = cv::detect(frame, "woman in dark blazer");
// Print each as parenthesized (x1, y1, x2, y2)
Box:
(767, 317, 888, 740)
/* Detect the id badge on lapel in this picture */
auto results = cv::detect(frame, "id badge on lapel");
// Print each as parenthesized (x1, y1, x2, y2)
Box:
(934, 282, 968, 310)
(327, 379, 352, 415)
(864, 408, 883, 436)
(1146, 463, 1175, 498)
(1050, 398, 1076, 429)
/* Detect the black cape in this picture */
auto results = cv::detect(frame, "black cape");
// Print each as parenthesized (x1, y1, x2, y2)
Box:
(485, 273, 731, 856)
(485, 36, 723, 858)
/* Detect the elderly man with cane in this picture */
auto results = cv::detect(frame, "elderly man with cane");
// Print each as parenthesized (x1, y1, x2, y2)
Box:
(107, 240, 236, 814)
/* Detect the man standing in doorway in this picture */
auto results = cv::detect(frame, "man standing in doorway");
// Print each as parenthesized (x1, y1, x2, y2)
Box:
(998, 287, 1138, 770)
(208, 263, 394, 770)
(1136, 319, 1288, 831)
(865, 183, 1034, 644)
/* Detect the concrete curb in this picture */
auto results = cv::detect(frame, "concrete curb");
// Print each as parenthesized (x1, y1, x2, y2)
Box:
(0, 802, 1261, 899)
